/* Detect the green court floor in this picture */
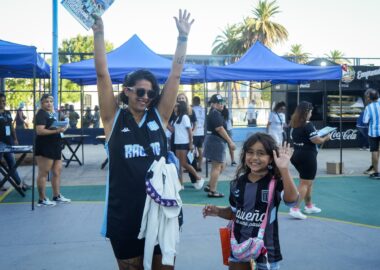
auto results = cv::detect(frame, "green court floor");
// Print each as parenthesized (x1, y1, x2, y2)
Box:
(2, 176, 379, 227)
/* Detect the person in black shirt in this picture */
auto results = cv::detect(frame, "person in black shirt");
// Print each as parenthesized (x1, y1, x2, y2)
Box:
(35, 94, 70, 206)
(0, 94, 29, 191)
(93, 10, 193, 269)
(288, 101, 330, 220)
(203, 133, 298, 269)
(203, 94, 236, 198)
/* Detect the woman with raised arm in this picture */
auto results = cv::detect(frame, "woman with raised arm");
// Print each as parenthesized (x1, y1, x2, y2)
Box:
(92, 10, 194, 270)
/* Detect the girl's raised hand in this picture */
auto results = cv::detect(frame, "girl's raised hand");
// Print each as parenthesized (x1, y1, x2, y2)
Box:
(174, 9, 194, 37)
(202, 204, 219, 218)
(273, 143, 293, 170)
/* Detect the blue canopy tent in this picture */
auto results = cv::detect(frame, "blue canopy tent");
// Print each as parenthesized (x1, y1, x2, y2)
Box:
(207, 41, 344, 173)
(0, 40, 50, 79)
(60, 34, 205, 85)
(206, 41, 342, 83)
(0, 39, 51, 209)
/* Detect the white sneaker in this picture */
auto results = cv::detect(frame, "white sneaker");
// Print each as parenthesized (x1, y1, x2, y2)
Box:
(52, 194, 71, 203)
(289, 208, 307, 220)
(193, 178, 205, 190)
(37, 198, 56, 207)
(304, 204, 322, 214)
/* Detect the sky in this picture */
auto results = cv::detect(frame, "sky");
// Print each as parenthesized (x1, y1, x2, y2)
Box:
(1, 0, 379, 61)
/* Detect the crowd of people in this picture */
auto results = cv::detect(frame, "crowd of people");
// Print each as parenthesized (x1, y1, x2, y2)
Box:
(58, 104, 100, 129)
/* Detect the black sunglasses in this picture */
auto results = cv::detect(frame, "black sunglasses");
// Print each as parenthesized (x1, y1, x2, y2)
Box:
(127, 87, 157, 99)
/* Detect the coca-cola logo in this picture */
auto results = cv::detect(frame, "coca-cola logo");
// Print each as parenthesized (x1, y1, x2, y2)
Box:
(330, 129, 358, 141)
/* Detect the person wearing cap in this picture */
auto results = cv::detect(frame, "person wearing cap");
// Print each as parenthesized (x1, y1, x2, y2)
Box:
(203, 94, 236, 198)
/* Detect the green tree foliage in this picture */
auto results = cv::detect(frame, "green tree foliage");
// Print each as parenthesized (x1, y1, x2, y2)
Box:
(324, 50, 351, 65)
(287, 44, 310, 63)
(212, 0, 288, 107)
(59, 34, 113, 63)
(58, 34, 114, 104)
(5, 79, 34, 110)
(212, 24, 243, 57)
(251, 0, 288, 48)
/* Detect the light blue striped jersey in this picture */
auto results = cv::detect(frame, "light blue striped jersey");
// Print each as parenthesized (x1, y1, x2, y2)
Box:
(363, 100, 380, 137)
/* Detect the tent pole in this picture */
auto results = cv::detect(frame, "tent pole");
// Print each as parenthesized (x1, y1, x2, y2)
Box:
(31, 67, 36, 211)
(81, 85, 84, 164)
(52, 0, 59, 112)
(339, 81, 343, 174)
(297, 84, 300, 105)
(204, 79, 208, 178)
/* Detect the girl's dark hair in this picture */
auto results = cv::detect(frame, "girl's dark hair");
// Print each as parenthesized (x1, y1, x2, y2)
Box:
(290, 101, 313, 128)
(176, 101, 188, 124)
(235, 132, 280, 180)
(273, 101, 286, 112)
(40, 93, 53, 102)
(120, 69, 161, 108)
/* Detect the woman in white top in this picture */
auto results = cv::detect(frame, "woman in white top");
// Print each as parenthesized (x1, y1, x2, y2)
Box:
(173, 101, 204, 189)
(267, 101, 287, 145)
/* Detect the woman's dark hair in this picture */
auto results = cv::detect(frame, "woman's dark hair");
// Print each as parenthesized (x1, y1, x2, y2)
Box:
(221, 105, 229, 121)
(176, 101, 188, 124)
(273, 101, 286, 112)
(120, 69, 161, 108)
(235, 132, 280, 180)
(290, 101, 313, 128)
(40, 93, 53, 102)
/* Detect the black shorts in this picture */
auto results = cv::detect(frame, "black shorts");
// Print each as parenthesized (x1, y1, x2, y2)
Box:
(110, 236, 161, 260)
(368, 136, 380, 152)
(193, 136, 204, 148)
(175, 143, 189, 150)
(35, 142, 62, 160)
(291, 150, 317, 180)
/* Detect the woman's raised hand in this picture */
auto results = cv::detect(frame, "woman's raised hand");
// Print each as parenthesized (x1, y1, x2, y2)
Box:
(174, 9, 194, 37)
(92, 14, 104, 34)
(273, 143, 293, 170)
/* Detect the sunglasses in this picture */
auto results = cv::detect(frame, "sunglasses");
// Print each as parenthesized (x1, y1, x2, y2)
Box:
(127, 87, 157, 99)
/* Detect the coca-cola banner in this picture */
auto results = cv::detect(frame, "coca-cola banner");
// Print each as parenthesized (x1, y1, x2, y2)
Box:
(329, 129, 358, 141)
(323, 127, 359, 148)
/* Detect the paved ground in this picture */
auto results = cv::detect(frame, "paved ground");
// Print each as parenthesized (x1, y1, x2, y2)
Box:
(1, 143, 380, 269)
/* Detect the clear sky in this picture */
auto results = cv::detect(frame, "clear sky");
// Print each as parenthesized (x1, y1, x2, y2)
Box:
(1, 0, 379, 60)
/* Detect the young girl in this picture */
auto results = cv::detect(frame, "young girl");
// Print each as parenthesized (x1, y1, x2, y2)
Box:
(203, 133, 299, 270)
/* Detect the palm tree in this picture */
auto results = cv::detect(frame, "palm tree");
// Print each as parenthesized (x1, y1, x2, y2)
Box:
(250, 0, 288, 48)
(212, 23, 243, 58)
(287, 44, 310, 63)
(324, 50, 351, 65)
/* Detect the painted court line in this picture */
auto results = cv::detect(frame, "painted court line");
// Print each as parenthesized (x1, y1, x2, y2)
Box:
(182, 203, 380, 230)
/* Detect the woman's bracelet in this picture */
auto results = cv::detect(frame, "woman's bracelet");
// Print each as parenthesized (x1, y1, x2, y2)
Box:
(177, 35, 188, 42)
